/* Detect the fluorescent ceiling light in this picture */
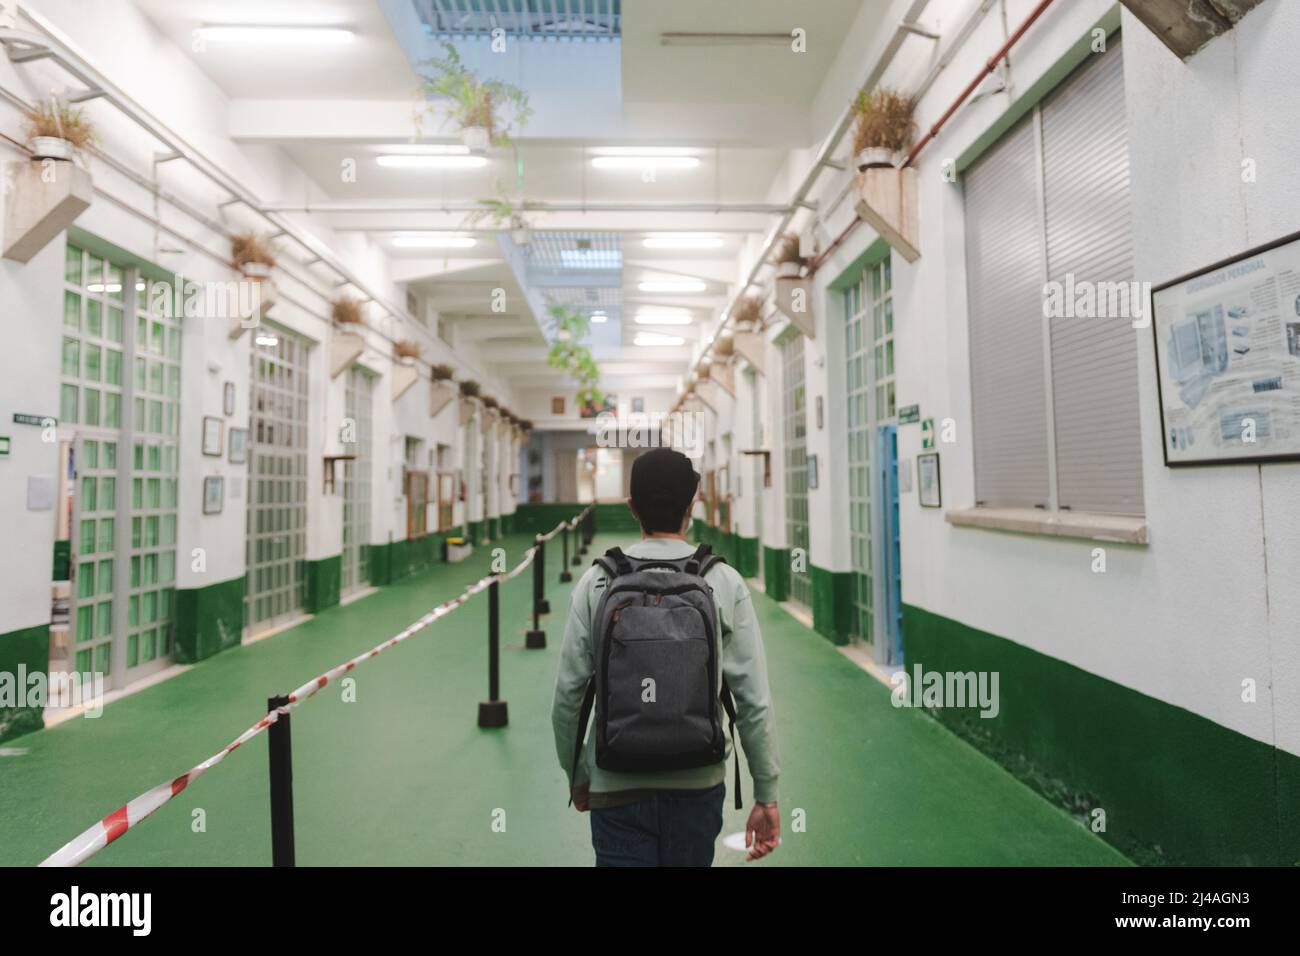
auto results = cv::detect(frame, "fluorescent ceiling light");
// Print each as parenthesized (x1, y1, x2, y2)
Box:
(638, 280, 706, 293)
(592, 156, 700, 170)
(374, 144, 468, 155)
(391, 234, 477, 249)
(560, 249, 622, 269)
(635, 312, 693, 326)
(590, 147, 699, 156)
(643, 234, 723, 249)
(196, 25, 354, 45)
(377, 154, 487, 169)
(589, 310, 609, 324)
(255, 333, 279, 347)
(634, 332, 685, 347)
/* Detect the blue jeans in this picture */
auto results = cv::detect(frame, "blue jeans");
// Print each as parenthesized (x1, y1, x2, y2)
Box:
(589, 784, 726, 867)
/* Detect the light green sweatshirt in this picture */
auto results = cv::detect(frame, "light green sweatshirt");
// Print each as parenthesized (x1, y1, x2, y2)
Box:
(551, 537, 780, 805)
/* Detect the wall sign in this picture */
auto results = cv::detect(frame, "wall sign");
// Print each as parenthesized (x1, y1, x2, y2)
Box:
(202, 476, 225, 514)
(917, 452, 941, 508)
(1152, 229, 1300, 465)
(13, 413, 54, 427)
(898, 404, 921, 425)
(201, 416, 224, 457)
(807, 453, 819, 490)
(921, 417, 936, 449)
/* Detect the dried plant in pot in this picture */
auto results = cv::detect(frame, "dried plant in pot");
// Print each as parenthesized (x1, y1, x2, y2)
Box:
(23, 97, 97, 161)
(459, 379, 481, 399)
(481, 395, 499, 411)
(232, 232, 277, 280)
(772, 232, 806, 279)
(714, 334, 735, 359)
(430, 363, 455, 382)
(731, 294, 764, 332)
(332, 295, 365, 327)
(395, 339, 421, 363)
(852, 87, 916, 171)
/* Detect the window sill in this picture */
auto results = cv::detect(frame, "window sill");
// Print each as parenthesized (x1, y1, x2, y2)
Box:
(944, 507, 1148, 545)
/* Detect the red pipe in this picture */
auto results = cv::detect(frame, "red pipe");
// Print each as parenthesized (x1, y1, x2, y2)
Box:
(903, 0, 1056, 167)
(808, 0, 1056, 275)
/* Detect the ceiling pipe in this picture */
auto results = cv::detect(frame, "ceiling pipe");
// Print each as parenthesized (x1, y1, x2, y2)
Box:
(903, 0, 1057, 167)
(261, 200, 793, 215)
(683, 0, 934, 386)
(806, 0, 1055, 277)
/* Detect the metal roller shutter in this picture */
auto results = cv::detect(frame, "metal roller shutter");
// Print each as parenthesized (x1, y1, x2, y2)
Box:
(1042, 42, 1143, 516)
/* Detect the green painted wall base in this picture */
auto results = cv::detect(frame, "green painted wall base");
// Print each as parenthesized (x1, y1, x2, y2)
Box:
(811, 565, 854, 645)
(512, 502, 639, 535)
(762, 546, 790, 603)
(734, 535, 760, 578)
(304, 555, 342, 614)
(174, 576, 245, 666)
(903, 603, 1300, 866)
(0, 623, 50, 742)
(468, 520, 485, 544)
(368, 535, 453, 588)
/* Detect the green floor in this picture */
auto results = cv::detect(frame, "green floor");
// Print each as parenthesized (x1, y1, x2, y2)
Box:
(0, 533, 1128, 867)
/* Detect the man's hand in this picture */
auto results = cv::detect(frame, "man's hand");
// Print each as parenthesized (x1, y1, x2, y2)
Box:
(571, 783, 590, 812)
(745, 802, 780, 861)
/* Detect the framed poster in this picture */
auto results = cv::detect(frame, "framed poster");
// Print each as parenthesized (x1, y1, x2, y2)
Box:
(202, 476, 224, 514)
(201, 416, 223, 457)
(551, 396, 565, 415)
(228, 427, 248, 464)
(1152, 229, 1300, 465)
(631, 397, 645, 414)
(807, 453, 819, 490)
(917, 452, 941, 508)
(223, 381, 236, 416)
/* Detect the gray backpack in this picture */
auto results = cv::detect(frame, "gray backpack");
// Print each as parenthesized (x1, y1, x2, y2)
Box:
(572, 544, 741, 809)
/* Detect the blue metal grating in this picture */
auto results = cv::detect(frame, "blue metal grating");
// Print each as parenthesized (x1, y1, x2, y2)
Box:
(415, 0, 621, 40)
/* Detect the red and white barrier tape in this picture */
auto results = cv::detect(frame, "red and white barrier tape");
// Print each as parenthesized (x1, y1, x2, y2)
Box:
(39, 524, 574, 868)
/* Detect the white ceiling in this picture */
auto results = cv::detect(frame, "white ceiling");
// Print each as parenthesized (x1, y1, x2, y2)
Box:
(130, 0, 878, 400)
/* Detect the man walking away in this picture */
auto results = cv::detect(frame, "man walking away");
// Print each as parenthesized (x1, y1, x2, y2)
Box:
(552, 448, 781, 866)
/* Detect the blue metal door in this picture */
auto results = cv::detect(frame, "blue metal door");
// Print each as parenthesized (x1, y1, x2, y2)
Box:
(876, 424, 903, 665)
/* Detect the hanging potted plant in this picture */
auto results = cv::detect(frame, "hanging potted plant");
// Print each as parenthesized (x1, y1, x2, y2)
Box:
(23, 97, 96, 161)
(731, 295, 764, 331)
(771, 232, 806, 279)
(851, 87, 916, 171)
(232, 232, 276, 280)
(464, 189, 531, 246)
(395, 339, 421, 364)
(545, 304, 604, 414)
(429, 363, 457, 417)
(331, 294, 366, 326)
(458, 378, 481, 425)
(418, 42, 532, 152)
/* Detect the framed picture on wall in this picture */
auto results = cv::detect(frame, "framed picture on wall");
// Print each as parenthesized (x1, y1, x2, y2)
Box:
(551, 396, 565, 415)
(918, 452, 942, 508)
(1151, 227, 1300, 465)
(632, 397, 645, 413)
(201, 416, 223, 457)
(202, 476, 224, 514)
(228, 427, 248, 464)
(223, 381, 236, 416)
(807, 453, 819, 490)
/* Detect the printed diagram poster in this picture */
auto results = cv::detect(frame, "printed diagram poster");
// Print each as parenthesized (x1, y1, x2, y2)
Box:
(1152, 233, 1300, 465)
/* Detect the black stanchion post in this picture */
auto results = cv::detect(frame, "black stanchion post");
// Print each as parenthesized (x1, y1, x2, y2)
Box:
(572, 514, 582, 566)
(538, 533, 551, 615)
(560, 523, 573, 583)
(478, 580, 509, 727)
(526, 536, 546, 649)
(267, 695, 296, 867)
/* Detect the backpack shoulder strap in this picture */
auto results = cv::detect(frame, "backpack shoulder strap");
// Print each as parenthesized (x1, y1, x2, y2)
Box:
(720, 680, 742, 810)
(595, 546, 633, 579)
(683, 543, 713, 576)
(568, 678, 597, 806)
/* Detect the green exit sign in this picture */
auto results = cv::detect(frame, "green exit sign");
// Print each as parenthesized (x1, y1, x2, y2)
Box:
(0, 436, 9, 456)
